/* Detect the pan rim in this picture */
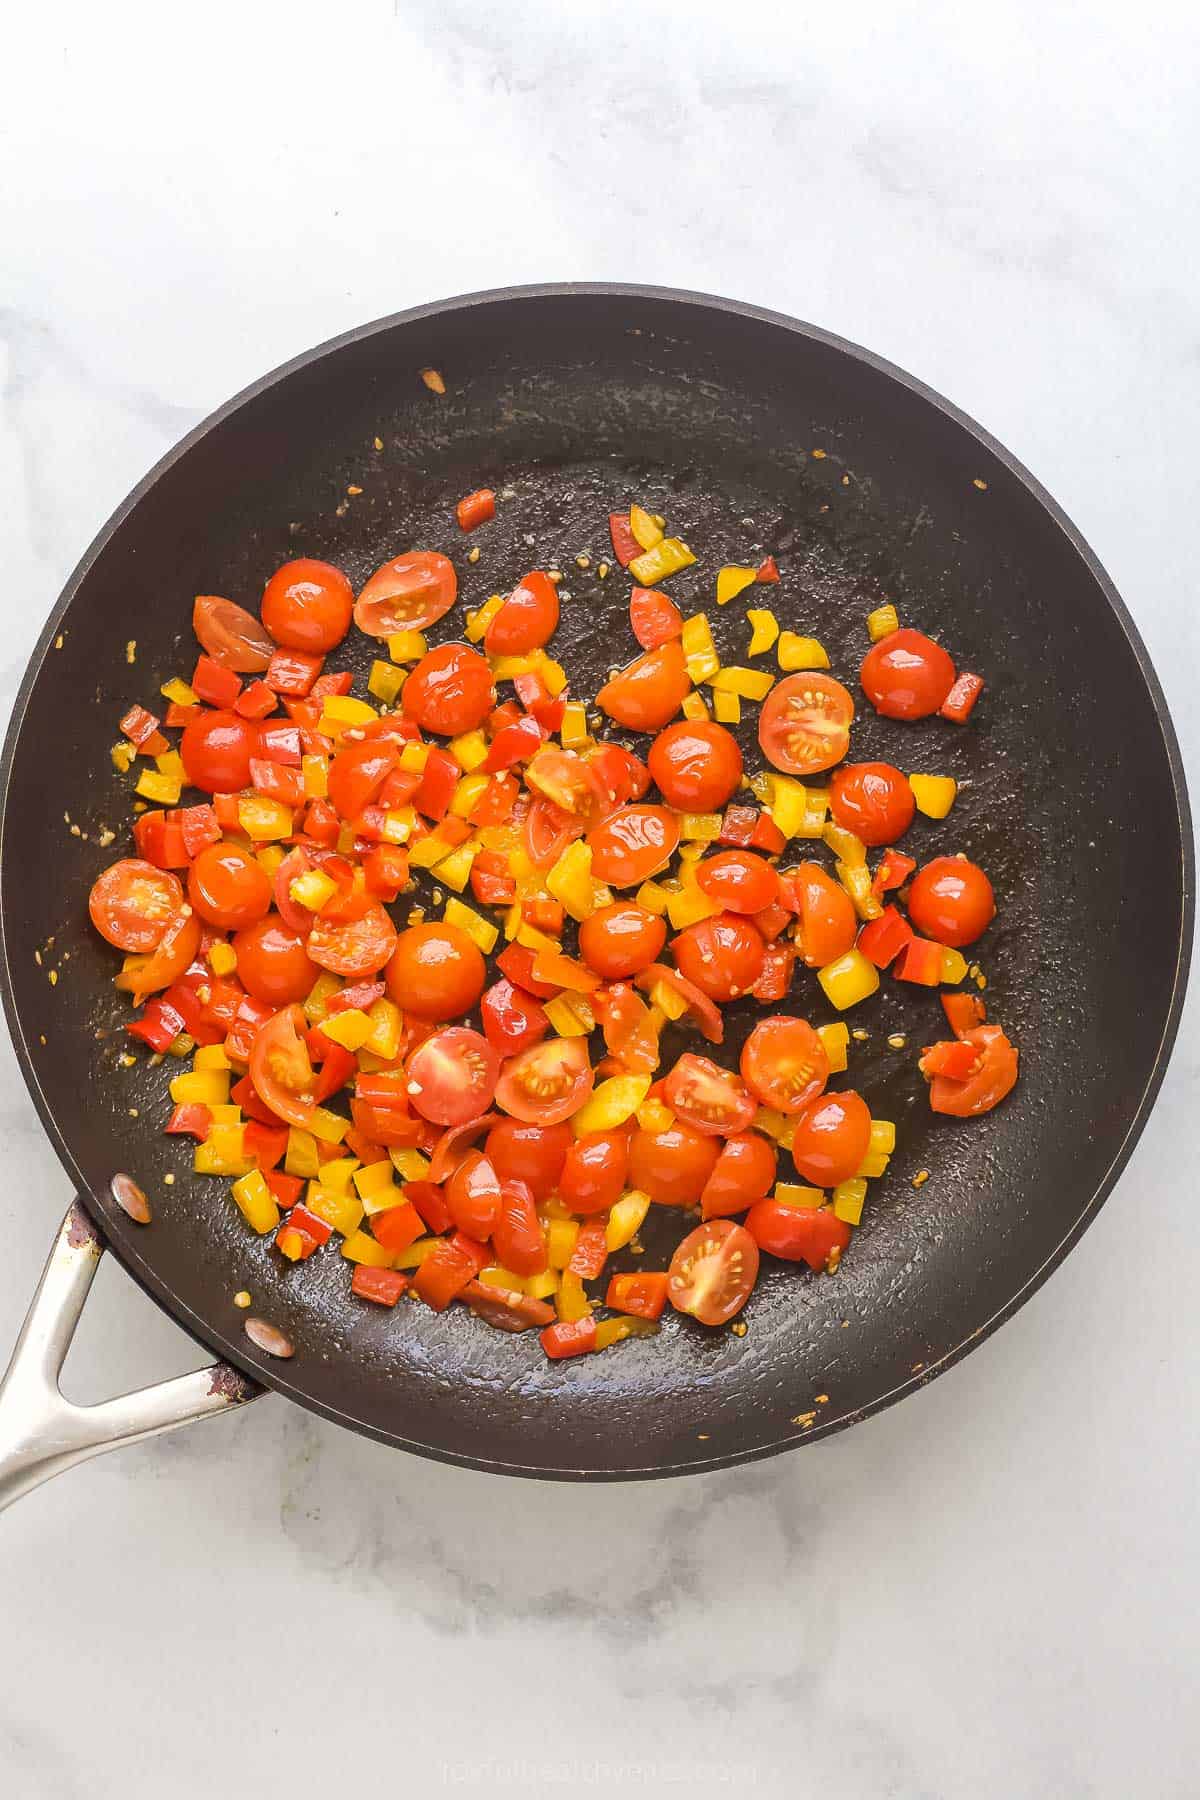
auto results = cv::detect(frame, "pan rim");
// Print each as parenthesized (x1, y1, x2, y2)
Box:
(0, 281, 1191, 1479)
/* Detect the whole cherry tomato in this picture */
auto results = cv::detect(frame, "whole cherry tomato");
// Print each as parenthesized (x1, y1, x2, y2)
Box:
(696, 850, 780, 915)
(860, 629, 955, 720)
(261, 558, 353, 654)
(587, 805, 680, 888)
(789, 1090, 872, 1186)
(386, 923, 487, 1020)
(180, 709, 259, 793)
(672, 912, 765, 1002)
(402, 643, 495, 736)
(558, 1130, 630, 1215)
(187, 843, 273, 932)
(628, 1121, 720, 1206)
(647, 721, 743, 812)
(578, 902, 667, 979)
(829, 762, 915, 847)
(233, 915, 319, 1006)
(907, 856, 995, 947)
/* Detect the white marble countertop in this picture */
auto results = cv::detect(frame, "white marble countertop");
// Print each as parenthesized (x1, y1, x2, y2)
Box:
(3, 3, 1198, 1795)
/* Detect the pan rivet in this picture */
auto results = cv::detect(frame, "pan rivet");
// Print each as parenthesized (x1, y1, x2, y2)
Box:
(244, 1318, 295, 1359)
(110, 1173, 151, 1225)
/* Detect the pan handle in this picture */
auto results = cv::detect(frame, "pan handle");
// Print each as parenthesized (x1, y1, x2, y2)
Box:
(0, 1202, 262, 1514)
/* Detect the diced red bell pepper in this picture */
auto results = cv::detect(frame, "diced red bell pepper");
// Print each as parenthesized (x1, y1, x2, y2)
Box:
(608, 513, 640, 568)
(126, 995, 187, 1052)
(310, 1041, 358, 1103)
(752, 943, 794, 1002)
(755, 555, 780, 584)
(872, 849, 916, 896)
(244, 1121, 288, 1171)
(496, 943, 563, 999)
(370, 1201, 425, 1254)
(480, 977, 549, 1055)
(749, 812, 786, 855)
(940, 672, 984, 724)
(276, 1204, 334, 1260)
(326, 980, 386, 1016)
(363, 843, 409, 901)
(213, 792, 242, 831)
(540, 1317, 598, 1359)
(719, 803, 758, 849)
(262, 1170, 303, 1210)
(470, 850, 516, 908)
(512, 671, 565, 733)
(266, 649, 324, 696)
(257, 723, 303, 765)
(456, 488, 496, 532)
(404, 1180, 454, 1235)
(234, 680, 278, 720)
(437, 816, 473, 848)
(413, 1236, 486, 1311)
(567, 1216, 609, 1280)
(283, 698, 322, 731)
(488, 700, 523, 736)
(522, 895, 564, 936)
(351, 1265, 410, 1306)
(350, 1097, 425, 1149)
(587, 743, 650, 807)
(249, 758, 306, 807)
(857, 906, 915, 969)
(629, 587, 683, 650)
(894, 937, 944, 986)
(198, 977, 244, 1036)
(919, 1039, 980, 1080)
(484, 715, 544, 773)
(752, 902, 791, 943)
(178, 803, 221, 859)
(413, 748, 461, 821)
(192, 655, 243, 709)
(941, 991, 987, 1038)
(354, 1069, 409, 1107)
(119, 703, 164, 748)
(605, 1271, 669, 1320)
(165, 701, 202, 728)
(376, 766, 422, 810)
(302, 798, 341, 845)
(133, 808, 189, 869)
(165, 1102, 212, 1140)
(225, 995, 276, 1062)
(161, 979, 225, 1046)
(310, 670, 353, 700)
(230, 1073, 283, 1125)
(468, 772, 519, 827)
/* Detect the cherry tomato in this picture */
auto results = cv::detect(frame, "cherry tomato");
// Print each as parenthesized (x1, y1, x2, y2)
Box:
(494, 1038, 594, 1126)
(829, 762, 915, 847)
(88, 859, 184, 952)
(789, 1089, 872, 1186)
(740, 1015, 830, 1114)
(559, 1130, 630, 1215)
(249, 1004, 317, 1128)
(260, 558, 353, 654)
(485, 1119, 572, 1201)
(672, 912, 765, 1002)
(578, 902, 667, 980)
(180, 709, 260, 793)
(272, 847, 315, 935)
(928, 1024, 1018, 1116)
(744, 1201, 850, 1270)
(491, 1178, 549, 1276)
(595, 642, 691, 732)
(587, 805, 680, 888)
(307, 901, 397, 977)
(907, 856, 995, 947)
(385, 923, 487, 1020)
(636, 962, 724, 1045)
(789, 861, 858, 969)
(525, 749, 601, 818)
(114, 910, 201, 1003)
(647, 721, 743, 812)
(662, 1053, 757, 1137)
(233, 916, 318, 1007)
(667, 1219, 759, 1325)
(700, 1132, 778, 1220)
(408, 1029, 500, 1127)
(327, 740, 400, 821)
(522, 795, 585, 869)
(192, 595, 274, 672)
(628, 1121, 720, 1207)
(186, 843, 272, 932)
(758, 673, 854, 776)
(484, 571, 560, 656)
(480, 977, 548, 1055)
(354, 550, 458, 636)
(402, 643, 495, 736)
(696, 850, 780, 915)
(629, 586, 683, 650)
(860, 628, 956, 720)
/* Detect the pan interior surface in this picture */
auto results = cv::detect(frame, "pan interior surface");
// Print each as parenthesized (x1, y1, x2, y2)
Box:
(0, 289, 1188, 1477)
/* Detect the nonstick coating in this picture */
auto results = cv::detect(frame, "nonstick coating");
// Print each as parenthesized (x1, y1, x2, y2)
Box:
(0, 286, 1190, 1479)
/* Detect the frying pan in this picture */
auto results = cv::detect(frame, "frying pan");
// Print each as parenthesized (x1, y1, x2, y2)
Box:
(0, 284, 1190, 1500)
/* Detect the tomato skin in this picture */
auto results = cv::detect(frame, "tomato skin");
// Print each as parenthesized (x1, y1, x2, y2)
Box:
(740, 1016, 829, 1114)
(402, 643, 495, 736)
(480, 977, 549, 1055)
(407, 1027, 500, 1127)
(700, 1132, 778, 1219)
(790, 1089, 872, 1186)
(485, 1119, 572, 1201)
(606, 1271, 670, 1320)
(662, 1054, 757, 1137)
(484, 571, 560, 656)
(180, 709, 260, 793)
(327, 740, 400, 820)
(667, 1219, 759, 1325)
(860, 628, 956, 720)
(578, 902, 667, 980)
(829, 762, 915, 848)
(907, 856, 995, 948)
(444, 1150, 502, 1237)
(354, 550, 458, 636)
(629, 587, 683, 650)
(233, 916, 318, 1007)
(385, 923, 487, 1020)
(558, 1130, 630, 1215)
(307, 901, 398, 977)
(187, 843, 272, 932)
(587, 805, 680, 888)
(596, 642, 691, 733)
(696, 851, 780, 915)
(928, 1025, 1018, 1116)
(260, 558, 353, 654)
(491, 1177, 549, 1275)
(647, 721, 743, 812)
(192, 595, 275, 672)
(628, 1121, 720, 1207)
(248, 1004, 319, 1128)
(788, 861, 858, 968)
(744, 1202, 851, 1271)
(672, 912, 765, 1002)
(635, 961, 724, 1045)
(89, 859, 184, 952)
(758, 673, 854, 776)
(494, 1038, 594, 1126)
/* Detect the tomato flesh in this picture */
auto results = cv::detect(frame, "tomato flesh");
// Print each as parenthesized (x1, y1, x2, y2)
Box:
(758, 673, 854, 775)
(662, 1053, 756, 1137)
(788, 862, 858, 969)
(249, 1005, 317, 1128)
(307, 902, 398, 977)
(89, 860, 184, 952)
(193, 595, 274, 672)
(407, 1028, 500, 1127)
(668, 1219, 759, 1325)
(355, 550, 457, 635)
(493, 1038, 594, 1126)
(740, 1016, 829, 1114)
(928, 1025, 1018, 1116)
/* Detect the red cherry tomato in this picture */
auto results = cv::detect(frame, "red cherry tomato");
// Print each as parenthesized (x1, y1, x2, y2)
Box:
(744, 1201, 851, 1270)
(354, 550, 458, 636)
(587, 805, 680, 888)
(629, 586, 683, 650)
(672, 912, 765, 1002)
(307, 901, 398, 977)
(442, 1151, 502, 1237)
(233, 916, 318, 1007)
(700, 1132, 778, 1219)
(113, 910, 201, 1004)
(558, 1130, 630, 1215)
(789, 1089, 872, 1186)
(186, 843, 272, 932)
(491, 1178, 548, 1276)
(788, 862, 858, 969)
(327, 740, 400, 821)
(260, 558, 353, 654)
(88, 859, 184, 952)
(696, 850, 780, 915)
(525, 748, 601, 818)
(494, 1038, 594, 1126)
(928, 1025, 1018, 1116)
(385, 923, 487, 1020)
(662, 1053, 757, 1137)
(667, 1219, 759, 1325)
(636, 962, 724, 1045)
(907, 856, 996, 947)
(595, 642, 691, 732)
(829, 762, 915, 847)
(249, 1004, 317, 1128)
(758, 673, 854, 775)
(740, 1016, 830, 1114)
(192, 595, 274, 672)
(522, 795, 585, 869)
(480, 977, 548, 1055)
(484, 571, 560, 656)
(577, 902, 667, 980)
(402, 643, 495, 736)
(484, 1119, 572, 1201)
(628, 1121, 720, 1207)
(647, 721, 743, 812)
(408, 1029, 500, 1127)
(860, 629, 956, 720)
(180, 709, 260, 793)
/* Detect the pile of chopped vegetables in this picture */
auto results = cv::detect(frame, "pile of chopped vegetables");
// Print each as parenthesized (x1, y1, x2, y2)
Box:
(88, 492, 1018, 1360)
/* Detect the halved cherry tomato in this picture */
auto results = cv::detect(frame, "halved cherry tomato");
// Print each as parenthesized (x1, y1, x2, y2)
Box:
(740, 1016, 829, 1114)
(787, 862, 858, 969)
(192, 595, 274, 672)
(559, 1130, 629, 1215)
(628, 1121, 720, 1207)
(425, 1112, 500, 1185)
(744, 1202, 850, 1271)
(261, 558, 353, 654)
(327, 740, 400, 820)
(829, 762, 915, 847)
(484, 571, 560, 656)
(354, 550, 458, 636)
(592, 982, 661, 1074)
(444, 1149, 502, 1236)
(485, 1119, 572, 1201)
(860, 628, 955, 720)
(606, 1271, 670, 1321)
(635, 963, 724, 1044)
(647, 721, 743, 812)
(402, 643, 495, 736)
(667, 1219, 759, 1325)
(695, 850, 780, 915)
(307, 901, 397, 977)
(595, 642, 690, 732)
(88, 860, 184, 952)
(928, 1025, 1018, 1116)
(524, 748, 600, 817)
(700, 1132, 778, 1219)
(180, 709, 260, 793)
(578, 902, 667, 980)
(115, 910, 201, 1003)
(758, 673, 854, 776)
(789, 1089, 872, 1185)
(587, 805, 680, 888)
(492, 1177, 548, 1275)
(187, 843, 272, 932)
(233, 916, 318, 1006)
(407, 1027, 500, 1127)
(629, 586, 683, 650)
(494, 1038, 594, 1126)
(673, 912, 765, 1002)
(907, 856, 995, 947)
(386, 923, 487, 1019)
(480, 977, 549, 1055)
(522, 795, 585, 869)
(662, 1053, 756, 1137)
(249, 1004, 317, 1128)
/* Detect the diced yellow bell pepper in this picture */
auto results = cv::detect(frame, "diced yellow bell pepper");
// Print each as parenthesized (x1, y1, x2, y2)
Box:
(940, 947, 969, 985)
(667, 885, 721, 930)
(387, 630, 427, 664)
(368, 660, 406, 705)
(573, 1074, 652, 1134)
(238, 796, 293, 841)
(629, 538, 697, 586)
(361, 997, 401, 1061)
(360, 1180, 403, 1217)
(450, 730, 489, 772)
(478, 1265, 534, 1294)
(687, 651, 721, 685)
(546, 1219, 580, 1270)
(353, 1159, 399, 1201)
(160, 676, 198, 706)
(154, 749, 186, 782)
(746, 608, 780, 656)
(817, 1021, 850, 1073)
(680, 812, 722, 842)
(193, 1043, 230, 1071)
(392, 1237, 439, 1270)
(775, 1183, 824, 1210)
(560, 701, 589, 749)
(434, 839, 478, 892)
(308, 1106, 349, 1145)
(340, 1230, 395, 1268)
(315, 1156, 358, 1193)
(449, 772, 489, 818)
(209, 1104, 242, 1127)
(195, 1126, 252, 1178)
(716, 566, 758, 606)
(466, 596, 503, 643)
(681, 614, 715, 657)
(767, 775, 809, 839)
(835, 859, 882, 922)
(169, 1069, 230, 1106)
(871, 1121, 896, 1155)
(389, 1148, 431, 1182)
(648, 977, 687, 1021)
(399, 740, 430, 774)
(516, 922, 559, 954)
(636, 1098, 674, 1133)
(165, 1033, 196, 1059)
(546, 839, 596, 922)
(135, 768, 181, 805)
(285, 1127, 321, 1179)
(318, 694, 377, 734)
(544, 993, 589, 1038)
(556, 1270, 591, 1323)
(302, 972, 341, 1027)
(909, 773, 957, 819)
(306, 1184, 364, 1237)
(111, 740, 136, 774)
(255, 845, 285, 881)
(866, 604, 899, 642)
(753, 1107, 790, 1141)
(818, 948, 880, 1010)
(798, 788, 830, 837)
(824, 821, 866, 866)
(530, 652, 568, 697)
(833, 1179, 867, 1225)
(681, 690, 711, 721)
(410, 833, 456, 871)
(230, 1170, 279, 1234)
(319, 1007, 374, 1052)
(290, 868, 338, 912)
(636, 880, 672, 915)
(207, 941, 237, 977)
(526, 1269, 559, 1302)
(565, 992, 595, 1033)
(777, 633, 830, 671)
(379, 809, 414, 845)
(444, 896, 498, 954)
(629, 503, 663, 551)
(856, 1151, 890, 1179)
(707, 666, 774, 700)
(712, 689, 741, 724)
(605, 1189, 651, 1252)
(594, 1317, 659, 1349)
(489, 653, 539, 682)
(301, 754, 329, 799)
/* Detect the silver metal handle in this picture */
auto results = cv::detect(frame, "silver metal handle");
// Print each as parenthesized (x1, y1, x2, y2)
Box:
(0, 1202, 261, 1512)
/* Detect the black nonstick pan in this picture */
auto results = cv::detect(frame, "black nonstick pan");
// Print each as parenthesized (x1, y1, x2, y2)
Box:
(0, 284, 1190, 1492)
